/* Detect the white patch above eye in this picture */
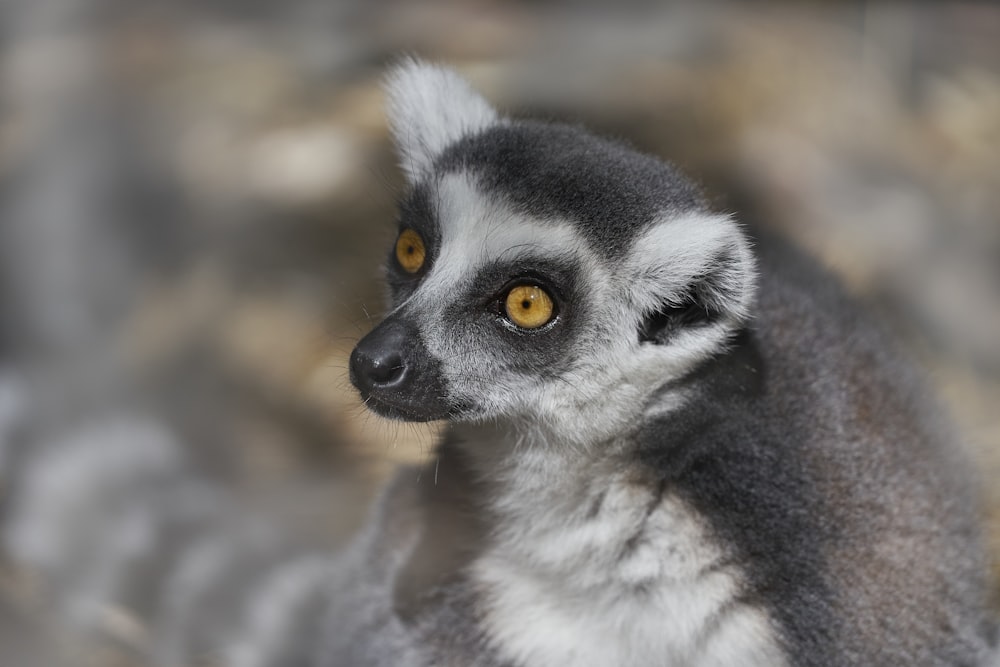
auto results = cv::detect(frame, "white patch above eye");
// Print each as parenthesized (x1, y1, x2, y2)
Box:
(384, 59, 500, 184)
(407, 172, 594, 311)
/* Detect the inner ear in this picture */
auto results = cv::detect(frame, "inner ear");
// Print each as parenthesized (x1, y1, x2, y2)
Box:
(638, 288, 724, 345)
(637, 244, 752, 345)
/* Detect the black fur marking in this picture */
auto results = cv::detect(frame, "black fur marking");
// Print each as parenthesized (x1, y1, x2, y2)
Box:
(637, 328, 842, 665)
(616, 477, 668, 564)
(435, 121, 706, 259)
(388, 183, 442, 304)
(584, 489, 607, 520)
(441, 253, 586, 379)
(691, 595, 745, 658)
(638, 300, 719, 344)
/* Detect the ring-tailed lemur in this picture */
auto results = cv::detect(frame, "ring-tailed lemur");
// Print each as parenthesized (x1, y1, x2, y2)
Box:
(339, 60, 999, 666)
(0, 60, 996, 667)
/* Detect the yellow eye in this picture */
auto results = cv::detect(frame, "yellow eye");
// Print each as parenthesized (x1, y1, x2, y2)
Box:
(504, 285, 555, 329)
(395, 229, 426, 273)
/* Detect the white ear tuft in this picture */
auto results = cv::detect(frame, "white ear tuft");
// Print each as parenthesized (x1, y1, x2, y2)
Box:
(384, 58, 499, 183)
(627, 213, 758, 344)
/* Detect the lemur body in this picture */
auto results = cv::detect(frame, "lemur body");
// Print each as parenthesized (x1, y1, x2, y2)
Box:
(341, 61, 999, 666)
(0, 61, 994, 667)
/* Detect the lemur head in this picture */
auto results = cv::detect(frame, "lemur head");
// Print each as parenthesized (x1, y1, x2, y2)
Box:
(350, 60, 756, 446)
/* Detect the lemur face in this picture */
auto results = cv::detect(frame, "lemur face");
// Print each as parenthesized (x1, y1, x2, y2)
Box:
(350, 61, 756, 444)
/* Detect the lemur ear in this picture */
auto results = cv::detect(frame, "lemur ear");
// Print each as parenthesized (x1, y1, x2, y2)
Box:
(384, 59, 499, 184)
(629, 214, 757, 345)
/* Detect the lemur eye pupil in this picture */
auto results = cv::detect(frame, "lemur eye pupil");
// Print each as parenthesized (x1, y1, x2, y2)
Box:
(504, 285, 555, 329)
(395, 229, 426, 273)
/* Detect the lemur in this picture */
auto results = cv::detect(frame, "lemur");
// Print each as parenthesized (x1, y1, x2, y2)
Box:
(336, 60, 1000, 666)
(0, 60, 995, 667)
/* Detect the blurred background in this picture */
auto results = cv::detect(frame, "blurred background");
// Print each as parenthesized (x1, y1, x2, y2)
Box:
(1, 1, 998, 664)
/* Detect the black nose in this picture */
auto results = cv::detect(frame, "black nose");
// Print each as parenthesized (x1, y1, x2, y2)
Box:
(350, 348, 404, 389)
(349, 320, 410, 392)
(349, 317, 451, 421)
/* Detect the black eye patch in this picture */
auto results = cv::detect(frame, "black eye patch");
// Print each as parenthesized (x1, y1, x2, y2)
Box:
(436, 253, 585, 376)
(387, 184, 442, 302)
(468, 255, 579, 314)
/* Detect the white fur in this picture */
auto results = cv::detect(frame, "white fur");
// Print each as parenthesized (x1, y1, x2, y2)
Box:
(622, 211, 756, 326)
(396, 172, 754, 448)
(692, 606, 790, 667)
(385, 59, 500, 183)
(458, 425, 786, 667)
(405, 171, 594, 310)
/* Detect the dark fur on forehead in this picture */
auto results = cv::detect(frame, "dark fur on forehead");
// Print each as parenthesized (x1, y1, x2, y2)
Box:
(435, 120, 707, 258)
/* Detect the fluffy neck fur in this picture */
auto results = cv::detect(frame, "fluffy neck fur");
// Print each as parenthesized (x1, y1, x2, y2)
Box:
(432, 397, 783, 667)
(445, 392, 690, 583)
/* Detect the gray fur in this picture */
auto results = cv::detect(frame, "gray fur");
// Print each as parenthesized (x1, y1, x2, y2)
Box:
(0, 59, 995, 667)
(340, 61, 999, 666)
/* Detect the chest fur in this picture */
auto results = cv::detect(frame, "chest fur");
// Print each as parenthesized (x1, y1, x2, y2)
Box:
(394, 431, 788, 667)
(469, 481, 786, 667)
